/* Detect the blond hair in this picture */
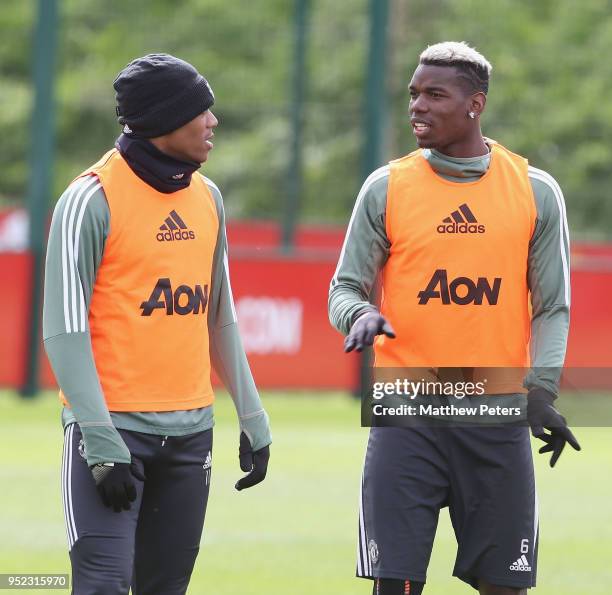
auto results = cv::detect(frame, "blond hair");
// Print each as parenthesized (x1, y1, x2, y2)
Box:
(419, 41, 492, 94)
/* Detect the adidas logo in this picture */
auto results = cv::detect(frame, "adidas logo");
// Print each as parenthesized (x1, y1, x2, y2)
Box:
(203, 451, 212, 486)
(437, 203, 485, 234)
(156, 210, 196, 242)
(509, 555, 532, 572)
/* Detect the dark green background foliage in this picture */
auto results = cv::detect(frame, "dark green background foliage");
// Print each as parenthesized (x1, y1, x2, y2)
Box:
(1, 0, 611, 236)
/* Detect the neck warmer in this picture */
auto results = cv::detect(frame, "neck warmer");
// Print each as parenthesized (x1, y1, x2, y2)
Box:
(115, 133, 201, 194)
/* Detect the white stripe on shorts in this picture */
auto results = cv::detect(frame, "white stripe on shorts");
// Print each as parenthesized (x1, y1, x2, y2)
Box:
(61, 425, 72, 547)
(357, 473, 372, 577)
(533, 487, 539, 554)
(62, 424, 78, 549)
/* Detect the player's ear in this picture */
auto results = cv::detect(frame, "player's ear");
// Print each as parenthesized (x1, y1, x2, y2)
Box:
(470, 92, 486, 118)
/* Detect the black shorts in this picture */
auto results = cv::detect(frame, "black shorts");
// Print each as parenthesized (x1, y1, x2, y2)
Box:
(357, 425, 538, 590)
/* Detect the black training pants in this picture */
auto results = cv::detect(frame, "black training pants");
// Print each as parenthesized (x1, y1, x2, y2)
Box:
(61, 423, 213, 595)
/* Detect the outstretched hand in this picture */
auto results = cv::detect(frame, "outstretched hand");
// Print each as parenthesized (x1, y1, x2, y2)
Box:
(527, 389, 581, 467)
(344, 311, 396, 353)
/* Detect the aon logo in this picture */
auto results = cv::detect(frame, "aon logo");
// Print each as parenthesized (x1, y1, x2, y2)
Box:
(417, 269, 501, 305)
(140, 278, 209, 316)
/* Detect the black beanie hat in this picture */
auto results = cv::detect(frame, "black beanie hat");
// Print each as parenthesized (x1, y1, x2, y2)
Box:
(113, 53, 215, 138)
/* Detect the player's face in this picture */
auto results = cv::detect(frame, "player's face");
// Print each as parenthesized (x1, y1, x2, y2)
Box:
(157, 109, 218, 164)
(408, 64, 483, 157)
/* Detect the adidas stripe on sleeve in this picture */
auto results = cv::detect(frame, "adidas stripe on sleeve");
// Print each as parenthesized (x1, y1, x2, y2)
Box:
(524, 167, 571, 393)
(43, 175, 109, 340)
(329, 166, 391, 335)
(527, 166, 570, 307)
(43, 175, 131, 468)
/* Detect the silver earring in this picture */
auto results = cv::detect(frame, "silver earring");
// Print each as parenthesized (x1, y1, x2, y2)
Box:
(468, 111, 476, 119)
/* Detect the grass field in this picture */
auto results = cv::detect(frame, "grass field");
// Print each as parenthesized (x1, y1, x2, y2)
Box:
(1, 390, 611, 594)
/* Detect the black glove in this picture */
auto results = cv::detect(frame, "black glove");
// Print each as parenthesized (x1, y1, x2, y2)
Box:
(344, 311, 396, 353)
(527, 389, 581, 467)
(90, 462, 145, 512)
(235, 432, 270, 491)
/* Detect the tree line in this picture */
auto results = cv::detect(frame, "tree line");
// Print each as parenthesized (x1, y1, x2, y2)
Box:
(2, 0, 611, 238)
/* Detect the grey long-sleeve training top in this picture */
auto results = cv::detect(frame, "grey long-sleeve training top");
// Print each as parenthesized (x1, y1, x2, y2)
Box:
(43, 173, 271, 466)
(329, 145, 571, 396)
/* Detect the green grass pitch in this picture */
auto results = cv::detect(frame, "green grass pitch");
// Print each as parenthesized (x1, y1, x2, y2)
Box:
(1, 390, 611, 594)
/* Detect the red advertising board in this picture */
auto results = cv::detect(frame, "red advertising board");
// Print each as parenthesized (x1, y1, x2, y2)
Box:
(222, 252, 359, 388)
(0, 253, 32, 387)
(0, 216, 611, 391)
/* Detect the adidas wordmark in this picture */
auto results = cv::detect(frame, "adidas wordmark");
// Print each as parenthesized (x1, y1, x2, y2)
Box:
(437, 203, 485, 234)
(157, 210, 196, 242)
(509, 554, 532, 572)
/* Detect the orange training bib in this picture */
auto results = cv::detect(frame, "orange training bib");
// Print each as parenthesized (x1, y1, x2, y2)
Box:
(62, 149, 219, 411)
(374, 142, 536, 393)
